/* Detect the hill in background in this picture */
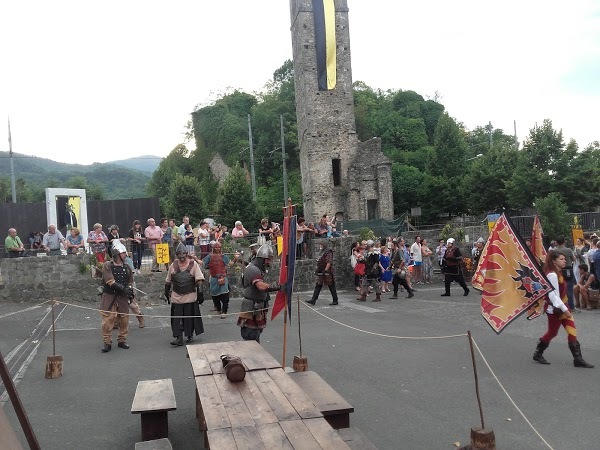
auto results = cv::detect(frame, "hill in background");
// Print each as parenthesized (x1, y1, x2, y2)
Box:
(0, 152, 155, 199)
(107, 155, 163, 173)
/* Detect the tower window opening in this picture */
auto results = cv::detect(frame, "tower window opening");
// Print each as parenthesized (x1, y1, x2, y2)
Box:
(332, 159, 341, 186)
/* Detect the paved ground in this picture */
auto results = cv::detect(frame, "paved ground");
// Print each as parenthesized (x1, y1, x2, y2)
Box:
(1, 278, 600, 449)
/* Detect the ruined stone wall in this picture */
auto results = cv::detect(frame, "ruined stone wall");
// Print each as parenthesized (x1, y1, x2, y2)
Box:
(0, 236, 356, 304)
(290, 0, 358, 223)
(209, 153, 231, 185)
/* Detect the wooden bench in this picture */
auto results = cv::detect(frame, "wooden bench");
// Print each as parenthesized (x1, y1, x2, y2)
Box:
(288, 370, 354, 429)
(131, 379, 177, 441)
(134, 438, 173, 450)
(338, 427, 378, 450)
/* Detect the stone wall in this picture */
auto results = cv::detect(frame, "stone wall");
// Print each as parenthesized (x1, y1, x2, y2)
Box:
(0, 237, 355, 304)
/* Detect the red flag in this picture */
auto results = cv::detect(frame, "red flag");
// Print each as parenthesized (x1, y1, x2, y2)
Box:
(526, 215, 548, 319)
(271, 214, 290, 320)
(472, 214, 553, 333)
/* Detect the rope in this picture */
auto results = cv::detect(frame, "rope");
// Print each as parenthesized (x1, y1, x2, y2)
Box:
(301, 300, 467, 340)
(471, 338, 554, 450)
(0, 300, 53, 319)
(51, 300, 265, 320)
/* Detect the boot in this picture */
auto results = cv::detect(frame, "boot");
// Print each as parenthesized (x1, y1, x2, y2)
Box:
(170, 336, 183, 346)
(407, 290, 414, 299)
(101, 343, 111, 353)
(373, 293, 381, 302)
(306, 299, 316, 305)
(356, 293, 367, 302)
(568, 341, 594, 368)
(533, 339, 550, 364)
(137, 314, 145, 328)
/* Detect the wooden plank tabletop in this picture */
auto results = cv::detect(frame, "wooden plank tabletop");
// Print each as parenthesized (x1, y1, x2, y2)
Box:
(288, 371, 354, 416)
(131, 379, 176, 414)
(187, 340, 282, 377)
(206, 420, 350, 450)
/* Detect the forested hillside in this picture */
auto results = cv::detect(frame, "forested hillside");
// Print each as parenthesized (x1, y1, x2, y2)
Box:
(0, 153, 151, 201)
(148, 59, 599, 227)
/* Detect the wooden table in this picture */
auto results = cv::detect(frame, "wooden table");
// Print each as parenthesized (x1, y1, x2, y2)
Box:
(188, 341, 352, 449)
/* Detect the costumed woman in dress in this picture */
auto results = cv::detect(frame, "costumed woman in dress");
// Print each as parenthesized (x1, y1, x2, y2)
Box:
(379, 245, 393, 292)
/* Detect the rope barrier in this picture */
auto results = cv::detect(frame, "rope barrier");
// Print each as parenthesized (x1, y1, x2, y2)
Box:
(471, 338, 554, 450)
(51, 300, 265, 320)
(301, 300, 467, 340)
(300, 299, 554, 449)
(0, 300, 52, 320)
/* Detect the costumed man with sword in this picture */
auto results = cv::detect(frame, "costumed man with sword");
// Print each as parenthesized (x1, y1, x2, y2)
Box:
(100, 246, 134, 353)
(237, 243, 285, 343)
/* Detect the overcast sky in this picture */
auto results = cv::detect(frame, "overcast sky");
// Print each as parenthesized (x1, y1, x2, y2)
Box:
(1, 0, 599, 165)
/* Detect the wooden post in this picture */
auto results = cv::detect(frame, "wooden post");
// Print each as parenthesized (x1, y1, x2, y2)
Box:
(0, 352, 41, 450)
(293, 295, 308, 372)
(45, 301, 63, 379)
(466, 331, 496, 450)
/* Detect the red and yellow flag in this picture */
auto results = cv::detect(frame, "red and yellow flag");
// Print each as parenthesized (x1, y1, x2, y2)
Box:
(526, 215, 548, 320)
(472, 214, 553, 333)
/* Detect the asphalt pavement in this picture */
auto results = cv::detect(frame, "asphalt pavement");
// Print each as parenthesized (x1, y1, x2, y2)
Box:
(1, 278, 600, 449)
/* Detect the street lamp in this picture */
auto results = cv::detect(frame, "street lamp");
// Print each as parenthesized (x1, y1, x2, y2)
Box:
(466, 153, 483, 162)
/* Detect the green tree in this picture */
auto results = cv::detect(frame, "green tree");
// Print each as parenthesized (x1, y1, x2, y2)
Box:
(422, 113, 467, 218)
(535, 192, 570, 240)
(506, 120, 563, 209)
(216, 165, 260, 228)
(65, 176, 105, 200)
(166, 174, 206, 225)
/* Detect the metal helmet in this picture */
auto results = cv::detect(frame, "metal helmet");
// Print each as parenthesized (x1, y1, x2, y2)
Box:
(111, 246, 124, 258)
(175, 242, 187, 255)
(256, 243, 274, 260)
(446, 238, 455, 245)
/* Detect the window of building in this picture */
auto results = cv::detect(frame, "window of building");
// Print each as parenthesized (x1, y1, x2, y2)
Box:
(332, 159, 341, 186)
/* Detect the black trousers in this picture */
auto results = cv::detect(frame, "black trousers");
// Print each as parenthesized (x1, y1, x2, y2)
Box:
(211, 293, 230, 313)
(310, 283, 339, 304)
(392, 274, 411, 294)
(171, 302, 204, 338)
(444, 273, 469, 294)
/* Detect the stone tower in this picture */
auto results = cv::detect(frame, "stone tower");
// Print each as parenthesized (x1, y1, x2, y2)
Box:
(289, 0, 393, 223)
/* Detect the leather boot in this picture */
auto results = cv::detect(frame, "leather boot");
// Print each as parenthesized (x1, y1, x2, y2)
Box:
(137, 314, 145, 328)
(373, 293, 381, 302)
(533, 339, 550, 364)
(356, 293, 367, 301)
(407, 290, 414, 299)
(170, 336, 183, 346)
(101, 343, 111, 353)
(568, 341, 594, 368)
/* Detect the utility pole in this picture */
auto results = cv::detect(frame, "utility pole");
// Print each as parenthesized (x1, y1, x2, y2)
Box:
(247, 114, 257, 201)
(8, 117, 16, 203)
(513, 120, 518, 151)
(280, 114, 288, 206)
(488, 120, 493, 149)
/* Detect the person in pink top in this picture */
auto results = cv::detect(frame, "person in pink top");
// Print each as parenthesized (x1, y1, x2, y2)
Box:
(144, 218, 164, 272)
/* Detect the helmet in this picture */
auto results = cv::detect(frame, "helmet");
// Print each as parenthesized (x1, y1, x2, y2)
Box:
(446, 238, 455, 245)
(256, 243, 274, 259)
(175, 242, 187, 255)
(112, 240, 126, 254)
(111, 246, 124, 258)
(366, 240, 374, 247)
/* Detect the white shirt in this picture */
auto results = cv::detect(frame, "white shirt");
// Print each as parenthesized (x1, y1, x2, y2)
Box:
(410, 242, 422, 262)
(546, 272, 568, 315)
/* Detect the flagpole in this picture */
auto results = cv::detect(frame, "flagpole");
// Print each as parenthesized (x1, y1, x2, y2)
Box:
(8, 117, 17, 203)
(282, 301, 288, 368)
(467, 330, 485, 429)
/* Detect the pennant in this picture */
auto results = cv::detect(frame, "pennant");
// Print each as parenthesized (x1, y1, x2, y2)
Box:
(313, 0, 336, 90)
(271, 215, 290, 320)
(472, 214, 553, 333)
(526, 215, 548, 320)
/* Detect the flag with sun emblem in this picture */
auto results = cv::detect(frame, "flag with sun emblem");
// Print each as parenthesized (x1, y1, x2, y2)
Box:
(472, 214, 553, 333)
(525, 215, 548, 320)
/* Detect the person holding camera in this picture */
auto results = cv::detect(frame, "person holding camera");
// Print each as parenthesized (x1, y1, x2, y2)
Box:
(164, 243, 205, 346)
(100, 246, 135, 353)
(306, 240, 338, 306)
